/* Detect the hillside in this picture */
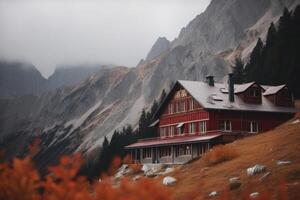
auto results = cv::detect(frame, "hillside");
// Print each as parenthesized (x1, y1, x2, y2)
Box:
(0, 0, 299, 172)
(146, 116, 300, 199)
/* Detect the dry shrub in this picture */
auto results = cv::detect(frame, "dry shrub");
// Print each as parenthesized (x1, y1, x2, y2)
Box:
(0, 149, 170, 200)
(107, 156, 122, 176)
(123, 154, 141, 173)
(202, 145, 238, 166)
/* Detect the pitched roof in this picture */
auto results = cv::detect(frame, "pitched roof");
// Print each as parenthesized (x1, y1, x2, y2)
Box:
(125, 134, 221, 149)
(263, 84, 286, 96)
(176, 80, 296, 113)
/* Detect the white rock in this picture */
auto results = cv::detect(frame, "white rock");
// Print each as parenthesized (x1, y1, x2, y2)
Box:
(162, 176, 177, 186)
(164, 167, 175, 174)
(208, 191, 217, 197)
(291, 119, 300, 124)
(142, 164, 163, 177)
(277, 160, 292, 166)
(249, 192, 259, 199)
(229, 177, 240, 184)
(247, 165, 266, 176)
(133, 175, 141, 181)
(115, 164, 131, 179)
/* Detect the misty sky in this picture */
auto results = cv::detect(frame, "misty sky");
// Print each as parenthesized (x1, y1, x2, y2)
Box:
(0, 0, 211, 77)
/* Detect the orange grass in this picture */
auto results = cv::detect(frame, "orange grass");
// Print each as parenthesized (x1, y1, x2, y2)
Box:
(202, 145, 238, 166)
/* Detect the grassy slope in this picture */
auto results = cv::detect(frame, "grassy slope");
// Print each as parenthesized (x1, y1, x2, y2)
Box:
(158, 115, 300, 200)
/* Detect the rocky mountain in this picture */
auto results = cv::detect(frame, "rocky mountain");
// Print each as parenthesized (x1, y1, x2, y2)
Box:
(145, 37, 170, 61)
(0, 0, 299, 167)
(0, 61, 47, 98)
(0, 62, 106, 98)
(46, 65, 106, 90)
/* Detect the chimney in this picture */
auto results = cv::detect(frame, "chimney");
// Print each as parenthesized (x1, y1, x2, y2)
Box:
(206, 75, 214, 86)
(228, 73, 235, 102)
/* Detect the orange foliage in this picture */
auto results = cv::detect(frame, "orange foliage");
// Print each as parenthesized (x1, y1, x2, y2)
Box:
(123, 154, 141, 173)
(0, 157, 41, 200)
(108, 156, 122, 175)
(202, 145, 238, 166)
(0, 152, 170, 200)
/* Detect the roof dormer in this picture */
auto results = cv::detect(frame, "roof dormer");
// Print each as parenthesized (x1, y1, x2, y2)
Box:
(237, 84, 263, 104)
(263, 85, 294, 107)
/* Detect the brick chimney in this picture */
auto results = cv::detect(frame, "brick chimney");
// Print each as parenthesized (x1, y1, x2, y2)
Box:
(206, 75, 214, 87)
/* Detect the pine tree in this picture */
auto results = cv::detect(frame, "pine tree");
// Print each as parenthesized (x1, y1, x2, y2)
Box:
(265, 23, 277, 49)
(232, 57, 244, 84)
(150, 100, 159, 117)
(159, 89, 166, 104)
(244, 38, 263, 82)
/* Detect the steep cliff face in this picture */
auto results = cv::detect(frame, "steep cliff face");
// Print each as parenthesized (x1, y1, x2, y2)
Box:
(1, 0, 299, 164)
(46, 65, 106, 90)
(145, 37, 170, 61)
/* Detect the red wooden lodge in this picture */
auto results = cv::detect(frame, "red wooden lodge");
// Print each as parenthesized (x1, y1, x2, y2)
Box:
(125, 74, 297, 164)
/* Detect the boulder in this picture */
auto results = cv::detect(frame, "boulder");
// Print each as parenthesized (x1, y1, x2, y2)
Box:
(208, 191, 218, 197)
(162, 176, 177, 186)
(277, 160, 292, 166)
(142, 164, 164, 177)
(115, 164, 131, 179)
(163, 167, 175, 174)
(247, 165, 266, 176)
(229, 177, 241, 190)
(249, 192, 259, 199)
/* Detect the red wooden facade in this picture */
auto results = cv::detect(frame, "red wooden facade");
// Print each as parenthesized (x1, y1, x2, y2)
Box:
(126, 78, 296, 164)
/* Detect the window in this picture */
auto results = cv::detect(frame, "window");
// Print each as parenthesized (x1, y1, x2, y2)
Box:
(169, 126, 175, 137)
(189, 99, 194, 110)
(199, 121, 206, 134)
(179, 101, 185, 112)
(168, 104, 173, 114)
(159, 147, 171, 157)
(175, 102, 180, 113)
(219, 120, 232, 132)
(189, 123, 196, 134)
(175, 145, 191, 156)
(250, 88, 261, 97)
(177, 123, 184, 135)
(160, 127, 166, 137)
(143, 148, 152, 158)
(249, 121, 258, 133)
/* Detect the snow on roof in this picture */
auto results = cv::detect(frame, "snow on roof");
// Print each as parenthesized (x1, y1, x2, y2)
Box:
(263, 84, 286, 96)
(125, 134, 221, 149)
(177, 80, 296, 113)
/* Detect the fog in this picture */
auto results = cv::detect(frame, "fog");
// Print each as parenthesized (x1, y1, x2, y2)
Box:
(0, 0, 211, 77)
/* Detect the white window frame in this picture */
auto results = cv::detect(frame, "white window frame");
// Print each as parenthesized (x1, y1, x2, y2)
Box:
(160, 127, 166, 137)
(169, 126, 175, 137)
(199, 121, 207, 134)
(249, 121, 258, 133)
(250, 88, 261, 97)
(189, 99, 194, 110)
(189, 122, 196, 134)
(220, 120, 232, 132)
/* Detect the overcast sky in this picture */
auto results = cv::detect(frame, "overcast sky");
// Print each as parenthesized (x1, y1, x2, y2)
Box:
(0, 0, 211, 77)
